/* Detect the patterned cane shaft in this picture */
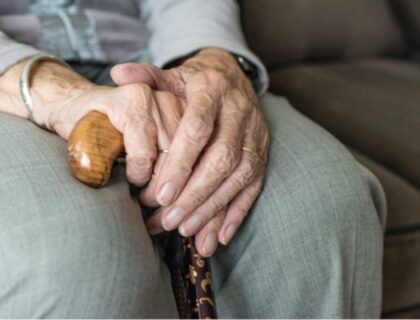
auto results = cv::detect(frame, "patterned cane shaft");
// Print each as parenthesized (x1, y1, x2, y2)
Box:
(183, 237, 217, 319)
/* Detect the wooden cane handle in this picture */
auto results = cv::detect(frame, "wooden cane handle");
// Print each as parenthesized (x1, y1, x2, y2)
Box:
(67, 111, 124, 188)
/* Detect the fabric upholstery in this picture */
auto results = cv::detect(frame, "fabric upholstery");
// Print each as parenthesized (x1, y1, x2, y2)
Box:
(239, 0, 406, 67)
(269, 59, 420, 188)
(351, 149, 420, 312)
(390, 0, 420, 50)
(351, 150, 420, 231)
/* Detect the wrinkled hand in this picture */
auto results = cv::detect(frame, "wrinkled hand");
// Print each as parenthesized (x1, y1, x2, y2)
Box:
(111, 48, 270, 257)
(28, 66, 184, 186)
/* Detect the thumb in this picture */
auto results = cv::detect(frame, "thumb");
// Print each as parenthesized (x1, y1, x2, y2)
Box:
(110, 63, 182, 94)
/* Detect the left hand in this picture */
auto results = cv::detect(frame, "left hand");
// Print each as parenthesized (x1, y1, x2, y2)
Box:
(111, 48, 270, 257)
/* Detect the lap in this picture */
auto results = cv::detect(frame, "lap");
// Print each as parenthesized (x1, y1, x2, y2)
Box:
(0, 91, 387, 318)
(211, 93, 386, 318)
(0, 113, 177, 318)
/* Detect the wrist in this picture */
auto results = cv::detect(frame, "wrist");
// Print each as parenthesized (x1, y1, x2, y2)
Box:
(182, 48, 255, 86)
(0, 58, 96, 126)
(182, 48, 241, 76)
(30, 61, 96, 107)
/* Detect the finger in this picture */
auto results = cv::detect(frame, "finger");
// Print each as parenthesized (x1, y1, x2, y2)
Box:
(155, 73, 224, 206)
(140, 91, 183, 207)
(111, 63, 184, 95)
(178, 150, 260, 237)
(158, 93, 249, 230)
(108, 84, 159, 186)
(194, 208, 227, 257)
(139, 152, 167, 208)
(145, 208, 165, 235)
(219, 177, 265, 245)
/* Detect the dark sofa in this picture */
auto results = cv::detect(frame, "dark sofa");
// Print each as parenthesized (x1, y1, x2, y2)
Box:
(239, 0, 420, 317)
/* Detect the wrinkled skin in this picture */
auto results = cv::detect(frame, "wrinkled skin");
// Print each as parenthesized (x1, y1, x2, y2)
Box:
(2, 48, 270, 257)
(111, 48, 270, 257)
(41, 84, 184, 187)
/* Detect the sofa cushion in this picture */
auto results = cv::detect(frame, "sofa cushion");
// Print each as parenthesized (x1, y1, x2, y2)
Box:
(350, 149, 420, 313)
(239, 0, 407, 67)
(269, 59, 420, 188)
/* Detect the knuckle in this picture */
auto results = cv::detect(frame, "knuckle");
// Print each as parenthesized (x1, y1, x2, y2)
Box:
(170, 157, 193, 179)
(209, 213, 224, 230)
(208, 144, 239, 176)
(231, 89, 251, 113)
(121, 83, 152, 102)
(235, 206, 249, 220)
(207, 197, 228, 214)
(238, 160, 256, 184)
(186, 189, 207, 208)
(253, 179, 265, 194)
(245, 179, 264, 198)
(229, 207, 248, 227)
(206, 69, 224, 82)
(185, 114, 213, 145)
(126, 153, 155, 184)
(206, 69, 229, 90)
(125, 113, 154, 131)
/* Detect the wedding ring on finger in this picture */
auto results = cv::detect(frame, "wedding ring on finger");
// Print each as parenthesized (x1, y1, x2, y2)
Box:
(159, 149, 169, 154)
(241, 146, 259, 163)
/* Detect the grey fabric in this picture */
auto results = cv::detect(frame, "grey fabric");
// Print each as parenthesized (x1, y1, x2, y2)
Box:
(213, 94, 386, 318)
(0, 0, 269, 94)
(0, 91, 386, 317)
(0, 117, 178, 318)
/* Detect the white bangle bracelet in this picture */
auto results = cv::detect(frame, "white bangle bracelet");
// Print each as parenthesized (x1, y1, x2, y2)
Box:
(19, 53, 70, 131)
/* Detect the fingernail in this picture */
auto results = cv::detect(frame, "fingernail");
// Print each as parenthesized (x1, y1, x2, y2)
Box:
(162, 208, 185, 231)
(157, 182, 177, 205)
(148, 227, 164, 235)
(179, 215, 204, 237)
(202, 233, 218, 257)
(221, 225, 237, 245)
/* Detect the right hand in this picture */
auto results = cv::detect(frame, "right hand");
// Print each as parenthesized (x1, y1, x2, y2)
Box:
(2, 60, 184, 186)
(49, 84, 186, 186)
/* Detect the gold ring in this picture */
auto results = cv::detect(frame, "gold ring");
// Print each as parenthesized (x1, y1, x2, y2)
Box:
(241, 147, 259, 162)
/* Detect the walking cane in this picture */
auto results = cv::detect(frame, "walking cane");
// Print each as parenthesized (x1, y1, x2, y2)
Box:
(67, 111, 217, 319)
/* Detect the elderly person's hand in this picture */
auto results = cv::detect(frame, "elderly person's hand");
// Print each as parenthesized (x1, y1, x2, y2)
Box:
(111, 48, 270, 257)
(0, 60, 183, 186)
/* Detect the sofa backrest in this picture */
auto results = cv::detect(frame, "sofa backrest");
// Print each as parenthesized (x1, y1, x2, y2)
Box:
(239, 0, 407, 68)
(390, 0, 420, 50)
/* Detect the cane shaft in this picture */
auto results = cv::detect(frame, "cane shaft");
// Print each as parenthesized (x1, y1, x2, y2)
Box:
(184, 236, 217, 319)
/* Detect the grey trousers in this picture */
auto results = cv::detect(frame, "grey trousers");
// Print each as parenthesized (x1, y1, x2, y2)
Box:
(0, 93, 386, 318)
